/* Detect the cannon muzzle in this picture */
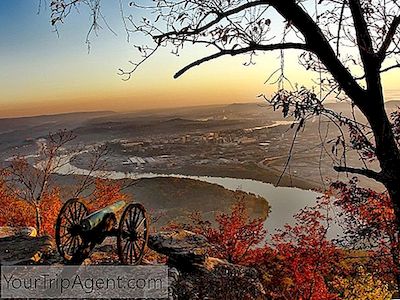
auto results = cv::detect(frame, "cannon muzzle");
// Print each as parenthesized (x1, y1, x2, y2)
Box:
(81, 200, 126, 231)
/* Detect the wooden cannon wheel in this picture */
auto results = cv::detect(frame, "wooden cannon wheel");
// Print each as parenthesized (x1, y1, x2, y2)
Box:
(55, 198, 89, 262)
(117, 203, 149, 265)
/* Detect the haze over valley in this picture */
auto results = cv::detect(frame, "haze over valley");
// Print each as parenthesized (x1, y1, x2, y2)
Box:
(1, 101, 396, 233)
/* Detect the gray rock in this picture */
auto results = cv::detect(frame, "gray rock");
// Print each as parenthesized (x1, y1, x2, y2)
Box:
(170, 258, 266, 299)
(0, 227, 18, 238)
(148, 230, 210, 268)
(0, 235, 54, 265)
(0, 226, 37, 238)
(19, 227, 37, 237)
(168, 267, 180, 282)
(148, 230, 265, 299)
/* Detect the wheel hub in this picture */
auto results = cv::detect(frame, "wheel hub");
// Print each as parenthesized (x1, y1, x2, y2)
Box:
(130, 231, 138, 241)
(68, 224, 82, 236)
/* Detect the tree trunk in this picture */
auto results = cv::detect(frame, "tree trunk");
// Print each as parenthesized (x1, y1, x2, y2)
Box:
(35, 204, 42, 236)
(361, 88, 400, 291)
(363, 91, 400, 228)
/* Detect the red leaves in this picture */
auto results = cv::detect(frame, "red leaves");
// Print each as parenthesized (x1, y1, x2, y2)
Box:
(348, 125, 376, 161)
(271, 198, 342, 300)
(331, 178, 395, 238)
(167, 199, 269, 265)
(167, 197, 347, 299)
(331, 178, 398, 285)
(208, 200, 267, 264)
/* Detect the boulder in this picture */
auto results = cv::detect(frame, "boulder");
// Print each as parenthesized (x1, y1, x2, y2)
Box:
(0, 235, 54, 265)
(169, 257, 265, 299)
(148, 230, 210, 268)
(0, 226, 37, 238)
(149, 230, 265, 299)
(19, 227, 37, 237)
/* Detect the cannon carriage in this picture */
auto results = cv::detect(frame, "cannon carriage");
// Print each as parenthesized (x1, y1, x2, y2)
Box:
(55, 199, 149, 265)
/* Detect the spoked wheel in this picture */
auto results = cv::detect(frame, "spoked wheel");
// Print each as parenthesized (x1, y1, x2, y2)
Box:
(55, 198, 88, 262)
(117, 203, 149, 265)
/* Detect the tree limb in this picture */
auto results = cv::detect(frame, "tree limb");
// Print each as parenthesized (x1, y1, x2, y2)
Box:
(271, 1, 367, 104)
(377, 15, 400, 63)
(348, 0, 375, 61)
(354, 62, 400, 80)
(174, 42, 309, 78)
(154, 0, 269, 41)
(334, 165, 384, 182)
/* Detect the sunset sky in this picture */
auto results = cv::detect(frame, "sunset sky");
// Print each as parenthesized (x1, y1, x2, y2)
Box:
(0, 1, 399, 118)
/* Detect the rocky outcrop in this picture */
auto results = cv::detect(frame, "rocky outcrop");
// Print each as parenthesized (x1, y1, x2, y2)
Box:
(0, 227, 265, 298)
(0, 227, 54, 265)
(149, 230, 265, 299)
(148, 230, 210, 268)
(0, 226, 37, 238)
(169, 259, 265, 299)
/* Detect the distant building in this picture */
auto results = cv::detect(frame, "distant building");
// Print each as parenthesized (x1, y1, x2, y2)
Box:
(181, 135, 192, 143)
(238, 137, 257, 145)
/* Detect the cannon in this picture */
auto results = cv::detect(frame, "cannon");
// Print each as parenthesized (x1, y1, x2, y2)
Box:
(55, 199, 149, 265)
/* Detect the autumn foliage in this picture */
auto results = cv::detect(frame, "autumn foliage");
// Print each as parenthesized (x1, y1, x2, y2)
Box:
(0, 162, 397, 298)
(0, 176, 128, 237)
(87, 178, 127, 212)
(166, 199, 268, 265)
(268, 199, 343, 300)
(333, 266, 393, 300)
(0, 141, 397, 298)
(0, 177, 62, 237)
(38, 190, 63, 236)
(0, 179, 33, 228)
(330, 178, 399, 290)
(167, 189, 397, 299)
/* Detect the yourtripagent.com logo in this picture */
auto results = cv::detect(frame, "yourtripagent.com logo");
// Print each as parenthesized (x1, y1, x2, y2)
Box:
(1, 265, 168, 299)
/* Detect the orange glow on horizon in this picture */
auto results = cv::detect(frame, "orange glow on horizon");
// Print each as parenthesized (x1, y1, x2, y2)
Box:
(1, 45, 399, 118)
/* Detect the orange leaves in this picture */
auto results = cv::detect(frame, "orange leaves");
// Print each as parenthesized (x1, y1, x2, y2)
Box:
(0, 179, 61, 237)
(0, 174, 127, 238)
(0, 191, 35, 228)
(88, 179, 127, 212)
(39, 189, 62, 237)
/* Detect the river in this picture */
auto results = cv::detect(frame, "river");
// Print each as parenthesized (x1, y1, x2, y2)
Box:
(54, 155, 325, 235)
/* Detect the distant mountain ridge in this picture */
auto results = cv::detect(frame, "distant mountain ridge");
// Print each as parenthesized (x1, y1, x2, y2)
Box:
(0, 111, 115, 132)
(0, 101, 398, 155)
(0, 110, 115, 122)
(2, 98, 399, 122)
(0, 111, 116, 154)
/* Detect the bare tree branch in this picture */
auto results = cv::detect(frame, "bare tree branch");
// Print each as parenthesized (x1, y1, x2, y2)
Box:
(334, 165, 384, 182)
(174, 42, 309, 78)
(154, 0, 269, 42)
(378, 15, 400, 63)
(348, 0, 375, 59)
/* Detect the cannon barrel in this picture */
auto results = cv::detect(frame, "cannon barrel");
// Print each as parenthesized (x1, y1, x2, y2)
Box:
(81, 200, 126, 231)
